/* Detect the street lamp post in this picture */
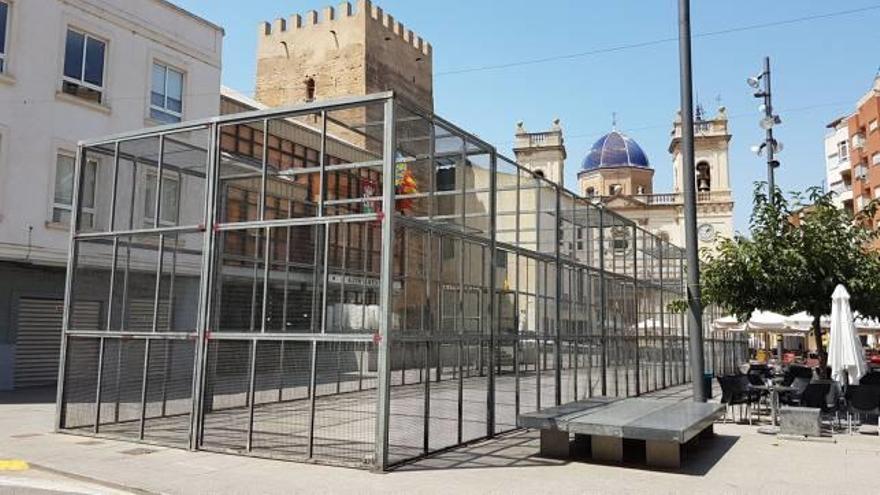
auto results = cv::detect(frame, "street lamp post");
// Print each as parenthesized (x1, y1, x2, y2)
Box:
(677, 0, 707, 403)
(748, 57, 784, 361)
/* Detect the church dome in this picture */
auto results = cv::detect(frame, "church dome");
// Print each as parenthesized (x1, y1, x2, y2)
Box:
(581, 130, 650, 171)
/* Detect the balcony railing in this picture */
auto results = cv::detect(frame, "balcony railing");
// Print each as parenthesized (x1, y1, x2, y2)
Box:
(625, 190, 728, 205)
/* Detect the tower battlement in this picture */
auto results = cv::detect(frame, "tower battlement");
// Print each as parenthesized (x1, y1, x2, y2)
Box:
(260, 1, 431, 57)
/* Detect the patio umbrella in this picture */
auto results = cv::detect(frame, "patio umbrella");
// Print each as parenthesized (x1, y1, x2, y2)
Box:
(853, 312, 880, 334)
(784, 311, 825, 332)
(746, 310, 787, 332)
(713, 315, 745, 332)
(828, 285, 867, 385)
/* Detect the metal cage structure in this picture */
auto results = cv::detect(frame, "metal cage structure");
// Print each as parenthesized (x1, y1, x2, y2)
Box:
(56, 92, 747, 470)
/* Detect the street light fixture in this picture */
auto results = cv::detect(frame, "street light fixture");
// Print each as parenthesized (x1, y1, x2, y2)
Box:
(759, 115, 782, 130)
(748, 56, 782, 201)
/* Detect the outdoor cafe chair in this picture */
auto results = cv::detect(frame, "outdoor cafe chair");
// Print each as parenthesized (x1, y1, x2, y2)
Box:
(782, 365, 813, 387)
(799, 381, 842, 429)
(780, 376, 812, 406)
(859, 371, 880, 386)
(800, 382, 833, 411)
(718, 374, 759, 424)
(844, 384, 880, 434)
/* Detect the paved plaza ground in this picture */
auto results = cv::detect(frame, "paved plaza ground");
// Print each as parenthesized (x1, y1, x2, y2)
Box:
(1, 386, 878, 495)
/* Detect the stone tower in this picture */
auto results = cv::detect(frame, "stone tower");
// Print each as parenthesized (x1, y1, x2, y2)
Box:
(669, 105, 734, 246)
(255, 1, 433, 111)
(513, 119, 567, 185)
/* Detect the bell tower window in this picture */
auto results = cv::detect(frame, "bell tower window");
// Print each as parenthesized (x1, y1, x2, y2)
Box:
(696, 161, 711, 192)
(305, 77, 316, 102)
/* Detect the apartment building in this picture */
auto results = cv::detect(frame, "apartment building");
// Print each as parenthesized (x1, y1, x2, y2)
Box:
(846, 76, 880, 217)
(0, 0, 223, 390)
(824, 117, 852, 211)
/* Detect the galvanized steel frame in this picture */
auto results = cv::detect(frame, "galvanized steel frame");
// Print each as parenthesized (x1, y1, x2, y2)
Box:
(57, 92, 746, 471)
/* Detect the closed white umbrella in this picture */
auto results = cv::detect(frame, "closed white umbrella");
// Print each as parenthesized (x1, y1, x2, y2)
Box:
(828, 285, 867, 385)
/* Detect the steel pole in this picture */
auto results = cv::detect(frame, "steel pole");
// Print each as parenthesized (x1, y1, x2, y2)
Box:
(763, 56, 776, 202)
(677, 0, 707, 402)
(762, 56, 784, 362)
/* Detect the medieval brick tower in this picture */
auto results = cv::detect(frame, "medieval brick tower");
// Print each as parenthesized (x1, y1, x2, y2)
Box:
(255, 1, 433, 111)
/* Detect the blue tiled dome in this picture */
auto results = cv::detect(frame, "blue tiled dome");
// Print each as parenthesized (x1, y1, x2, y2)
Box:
(581, 131, 650, 171)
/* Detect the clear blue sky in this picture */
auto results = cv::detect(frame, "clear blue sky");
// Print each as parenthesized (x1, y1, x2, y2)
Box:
(175, 0, 880, 233)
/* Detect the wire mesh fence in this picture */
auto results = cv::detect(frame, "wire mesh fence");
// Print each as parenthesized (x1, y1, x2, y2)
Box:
(57, 93, 748, 471)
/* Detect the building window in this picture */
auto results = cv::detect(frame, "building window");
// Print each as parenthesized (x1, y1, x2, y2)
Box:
(636, 185, 645, 194)
(585, 186, 595, 197)
(150, 62, 183, 123)
(611, 227, 629, 253)
(144, 172, 180, 227)
(305, 77, 316, 101)
(53, 154, 96, 228)
(870, 120, 878, 133)
(838, 141, 849, 163)
(609, 184, 622, 195)
(495, 250, 507, 268)
(436, 163, 455, 191)
(0, 1, 8, 73)
(62, 28, 106, 104)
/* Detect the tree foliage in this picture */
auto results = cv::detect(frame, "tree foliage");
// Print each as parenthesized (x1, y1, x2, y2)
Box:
(702, 183, 880, 363)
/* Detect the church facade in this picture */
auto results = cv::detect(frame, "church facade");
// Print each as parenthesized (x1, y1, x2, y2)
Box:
(515, 108, 735, 252)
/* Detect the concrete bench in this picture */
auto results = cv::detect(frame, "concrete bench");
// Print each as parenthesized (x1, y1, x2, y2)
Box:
(519, 398, 725, 468)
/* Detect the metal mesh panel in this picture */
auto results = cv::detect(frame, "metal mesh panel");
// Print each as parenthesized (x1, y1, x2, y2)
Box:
(142, 339, 194, 446)
(61, 337, 99, 430)
(95, 339, 145, 436)
(201, 340, 251, 451)
(387, 341, 425, 465)
(251, 340, 312, 458)
(312, 341, 377, 466)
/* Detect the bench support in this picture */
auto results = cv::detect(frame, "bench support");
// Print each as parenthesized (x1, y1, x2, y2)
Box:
(645, 440, 681, 468)
(539, 429, 570, 458)
(591, 435, 623, 463)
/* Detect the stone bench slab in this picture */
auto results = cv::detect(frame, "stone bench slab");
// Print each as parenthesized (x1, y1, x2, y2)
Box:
(519, 397, 725, 444)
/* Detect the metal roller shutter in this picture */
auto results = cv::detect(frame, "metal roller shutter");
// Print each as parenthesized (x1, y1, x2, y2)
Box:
(126, 298, 170, 331)
(14, 298, 101, 389)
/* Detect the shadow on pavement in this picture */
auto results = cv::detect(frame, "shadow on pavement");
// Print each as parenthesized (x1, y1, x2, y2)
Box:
(395, 429, 739, 476)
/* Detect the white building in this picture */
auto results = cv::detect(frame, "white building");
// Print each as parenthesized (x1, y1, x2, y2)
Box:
(824, 116, 852, 211)
(0, 0, 223, 390)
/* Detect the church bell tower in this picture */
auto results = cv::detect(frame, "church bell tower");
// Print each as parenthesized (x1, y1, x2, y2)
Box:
(513, 119, 567, 185)
(669, 105, 734, 246)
